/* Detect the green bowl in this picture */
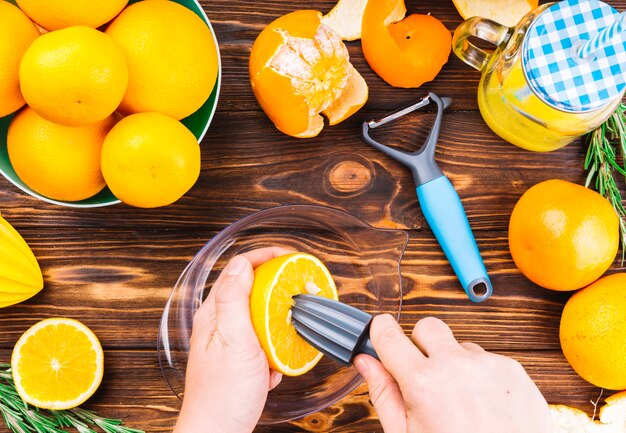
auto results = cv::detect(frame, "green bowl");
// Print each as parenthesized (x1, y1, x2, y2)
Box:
(0, 0, 221, 208)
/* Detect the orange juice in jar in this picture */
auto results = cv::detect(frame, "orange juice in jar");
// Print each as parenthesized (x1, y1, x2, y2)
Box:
(453, 0, 626, 152)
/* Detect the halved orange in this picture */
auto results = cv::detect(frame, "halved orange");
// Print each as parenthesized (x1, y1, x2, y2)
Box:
(250, 253, 338, 376)
(11, 318, 104, 410)
(249, 10, 368, 138)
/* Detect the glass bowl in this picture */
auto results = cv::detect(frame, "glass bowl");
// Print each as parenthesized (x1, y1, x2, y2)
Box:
(0, 0, 221, 208)
(157, 205, 408, 424)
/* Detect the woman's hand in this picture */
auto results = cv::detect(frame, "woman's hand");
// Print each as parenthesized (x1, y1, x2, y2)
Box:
(354, 315, 553, 433)
(173, 248, 291, 433)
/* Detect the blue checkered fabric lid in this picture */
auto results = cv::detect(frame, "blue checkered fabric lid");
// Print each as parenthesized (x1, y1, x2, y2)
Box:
(523, 0, 626, 112)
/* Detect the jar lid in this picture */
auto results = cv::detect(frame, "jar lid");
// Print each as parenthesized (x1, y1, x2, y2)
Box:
(523, 0, 626, 112)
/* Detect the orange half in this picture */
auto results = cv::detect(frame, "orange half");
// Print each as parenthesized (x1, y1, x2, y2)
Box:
(250, 253, 338, 376)
(11, 318, 104, 410)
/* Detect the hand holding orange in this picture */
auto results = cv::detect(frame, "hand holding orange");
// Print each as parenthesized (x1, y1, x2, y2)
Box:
(250, 253, 338, 376)
(508, 179, 619, 291)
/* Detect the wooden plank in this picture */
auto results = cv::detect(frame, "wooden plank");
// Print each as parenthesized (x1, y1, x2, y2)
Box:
(0, 110, 595, 231)
(0, 349, 613, 433)
(1, 228, 619, 350)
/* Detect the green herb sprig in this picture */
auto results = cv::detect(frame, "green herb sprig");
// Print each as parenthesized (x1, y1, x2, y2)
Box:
(0, 364, 143, 433)
(584, 103, 626, 262)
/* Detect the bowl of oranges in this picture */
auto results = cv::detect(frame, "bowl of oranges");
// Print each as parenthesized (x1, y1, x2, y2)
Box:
(158, 205, 408, 424)
(0, 0, 221, 208)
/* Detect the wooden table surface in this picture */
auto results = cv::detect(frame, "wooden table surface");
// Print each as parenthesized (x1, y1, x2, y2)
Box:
(2, 0, 625, 431)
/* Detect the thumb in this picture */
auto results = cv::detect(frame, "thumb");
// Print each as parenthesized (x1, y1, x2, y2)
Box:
(354, 355, 407, 433)
(213, 255, 257, 345)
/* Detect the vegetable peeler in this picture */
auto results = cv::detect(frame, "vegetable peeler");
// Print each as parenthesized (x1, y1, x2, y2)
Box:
(362, 92, 492, 302)
(291, 294, 378, 366)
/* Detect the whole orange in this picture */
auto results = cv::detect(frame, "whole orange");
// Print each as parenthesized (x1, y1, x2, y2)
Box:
(7, 107, 115, 202)
(100, 112, 200, 208)
(560, 273, 626, 390)
(105, 0, 219, 120)
(0, 1, 39, 118)
(19, 26, 128, 127)
(15, 0, 128, 31)
(508, 179, 618, 291)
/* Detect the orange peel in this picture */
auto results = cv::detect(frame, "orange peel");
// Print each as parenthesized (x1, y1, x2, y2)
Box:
(361, 0, 451, 88)
(249, 10, 367, 138)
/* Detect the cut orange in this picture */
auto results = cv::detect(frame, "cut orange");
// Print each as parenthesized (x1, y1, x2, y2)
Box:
(249, 10, 368, 138)
(321, 0, 406, 41)
(452, 0, 538, 28)
(250, 253, 338, 376)
(11, 318, 104, 410)
(361, 0, 451, 88)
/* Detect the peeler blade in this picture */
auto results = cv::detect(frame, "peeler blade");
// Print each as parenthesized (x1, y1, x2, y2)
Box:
(291, 294, 378, 366)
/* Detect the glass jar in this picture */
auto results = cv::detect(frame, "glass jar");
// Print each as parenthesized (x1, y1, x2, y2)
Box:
(452, 0, 626, 152)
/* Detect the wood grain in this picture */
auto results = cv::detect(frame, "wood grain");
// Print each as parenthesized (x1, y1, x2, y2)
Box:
(2, 0, 626, 432)
(0, 348, 615, 433)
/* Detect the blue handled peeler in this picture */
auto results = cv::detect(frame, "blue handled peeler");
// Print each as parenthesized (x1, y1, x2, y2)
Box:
(362, 92, 492, 302)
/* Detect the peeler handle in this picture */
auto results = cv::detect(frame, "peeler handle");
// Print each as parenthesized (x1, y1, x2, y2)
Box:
(416, 176, 492, 302)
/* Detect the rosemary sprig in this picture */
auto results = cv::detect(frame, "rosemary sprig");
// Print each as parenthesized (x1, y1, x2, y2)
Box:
(0, 364, 143, 433)
(584, 103, 626, 262)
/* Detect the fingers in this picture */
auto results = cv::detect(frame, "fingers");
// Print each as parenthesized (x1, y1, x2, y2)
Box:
(212, 255, 258, 344)
(411, 317, 460, 357)
(240, 247, 294, 268)
(191, 248, 292, 352)
(269, 370, 283, 390)
(460, 342, 485, 352)
(354, 355, 407, 433)
(369, 314, 425, 384)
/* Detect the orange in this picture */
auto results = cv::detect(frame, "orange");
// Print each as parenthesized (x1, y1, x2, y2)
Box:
(508, 179, 619, 291)
(105, 0, 219, 120)
(250, 253, 338, 376)
(15, 0, 128, 31)
(7, 107, 114, 202)
(19, 26, 128, 127)
(452, 0, 539, 27)
(0, 2, 39, 118)
(361, 0, 451, 88)
(559, 273, 626, 390)
(320, 0, 406, 41)
(100, 112, 201, 208)
(11, 318, 104, 410)
(249, 10, 368, 138)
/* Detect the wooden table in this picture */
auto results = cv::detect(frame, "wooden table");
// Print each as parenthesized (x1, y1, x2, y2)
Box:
(2, 0, 625, 431)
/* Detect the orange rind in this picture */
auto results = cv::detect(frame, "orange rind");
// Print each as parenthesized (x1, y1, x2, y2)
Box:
(452, 0, 539, 27)
(249, 10, 367, 138)
(361, 0, 451, 88)
(321, 0, 406, 41)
